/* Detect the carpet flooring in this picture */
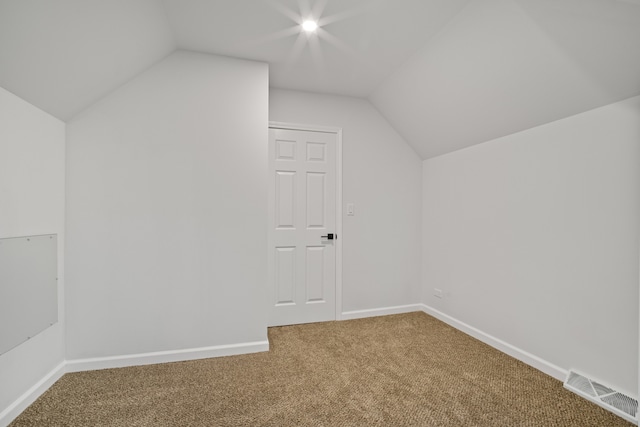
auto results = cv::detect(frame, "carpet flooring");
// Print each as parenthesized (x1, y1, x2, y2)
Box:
(10, 312, 633, 426)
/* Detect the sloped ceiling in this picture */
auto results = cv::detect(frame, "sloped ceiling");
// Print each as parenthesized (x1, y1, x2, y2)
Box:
(0, 0, 175, 121)
(0, 0, 638, 158)
(370, 0, 640, 158)
(162, 0, 470, 98)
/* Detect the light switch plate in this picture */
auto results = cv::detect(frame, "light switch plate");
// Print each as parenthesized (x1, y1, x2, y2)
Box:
(346, 203, 355, 216)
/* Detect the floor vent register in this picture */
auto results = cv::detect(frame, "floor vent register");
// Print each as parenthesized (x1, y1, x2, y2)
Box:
(564, 370, 637, 424)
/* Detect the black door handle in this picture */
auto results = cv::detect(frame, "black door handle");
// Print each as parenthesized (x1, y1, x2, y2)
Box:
(321, 233, 336, 240)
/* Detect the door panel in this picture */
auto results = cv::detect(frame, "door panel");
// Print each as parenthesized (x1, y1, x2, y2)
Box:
(275, 247, 296, 305)
(275, 171, 296, 229)
(306, 172, 326, 228)
(268, 128, 337, 326)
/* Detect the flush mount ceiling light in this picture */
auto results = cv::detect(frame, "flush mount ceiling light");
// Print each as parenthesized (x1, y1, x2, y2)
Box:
(302, 20, 318, 32)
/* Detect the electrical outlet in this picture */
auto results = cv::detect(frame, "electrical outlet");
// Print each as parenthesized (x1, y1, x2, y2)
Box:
(434, 288, 443, 299)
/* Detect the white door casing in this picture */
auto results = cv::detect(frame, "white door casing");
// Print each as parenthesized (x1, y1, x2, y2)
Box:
(268, 124, 341, 326)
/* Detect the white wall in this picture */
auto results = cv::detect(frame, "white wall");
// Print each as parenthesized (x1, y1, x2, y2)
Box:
(0, 88, 65, 420)
(269, 89, 422, 314)
(66, 51, 268, 360)
(422, 96, 640, 396)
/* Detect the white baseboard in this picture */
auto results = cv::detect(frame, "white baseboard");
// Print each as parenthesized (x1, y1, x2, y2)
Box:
(2, 310, 567, 425)
(1, 340, 269, 426)
(420, 304, 567, 381)
(341, 304, 423, 321)
(340, 303, 566, 382)
(65, 340, 270, 373)
(0, 362, 66, 427)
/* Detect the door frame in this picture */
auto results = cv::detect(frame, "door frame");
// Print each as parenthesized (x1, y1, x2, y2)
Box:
(268, 121, 343, 321)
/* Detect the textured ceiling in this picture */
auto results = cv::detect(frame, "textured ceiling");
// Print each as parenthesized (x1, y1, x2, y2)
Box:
(0, 0, 639, 158)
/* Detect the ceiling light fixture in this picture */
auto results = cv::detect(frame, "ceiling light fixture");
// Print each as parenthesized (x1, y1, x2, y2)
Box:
(302, 20, 318, 32)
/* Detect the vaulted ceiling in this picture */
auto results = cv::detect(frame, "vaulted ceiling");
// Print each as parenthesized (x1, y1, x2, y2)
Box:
(1, 0, 639, 159)
(372, 0, 640, 158)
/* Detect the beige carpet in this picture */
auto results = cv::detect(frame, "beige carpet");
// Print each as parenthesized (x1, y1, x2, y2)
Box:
(11, 312, 633, 426)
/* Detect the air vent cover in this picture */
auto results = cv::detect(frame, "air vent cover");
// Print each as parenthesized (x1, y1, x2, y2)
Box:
(564, 371, 638, 424)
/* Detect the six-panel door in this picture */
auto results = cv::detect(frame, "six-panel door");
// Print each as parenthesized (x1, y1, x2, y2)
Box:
(268, 128, 337, 326)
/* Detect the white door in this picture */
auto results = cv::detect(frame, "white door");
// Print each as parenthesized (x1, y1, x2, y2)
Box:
(268, 127, 337, 326)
